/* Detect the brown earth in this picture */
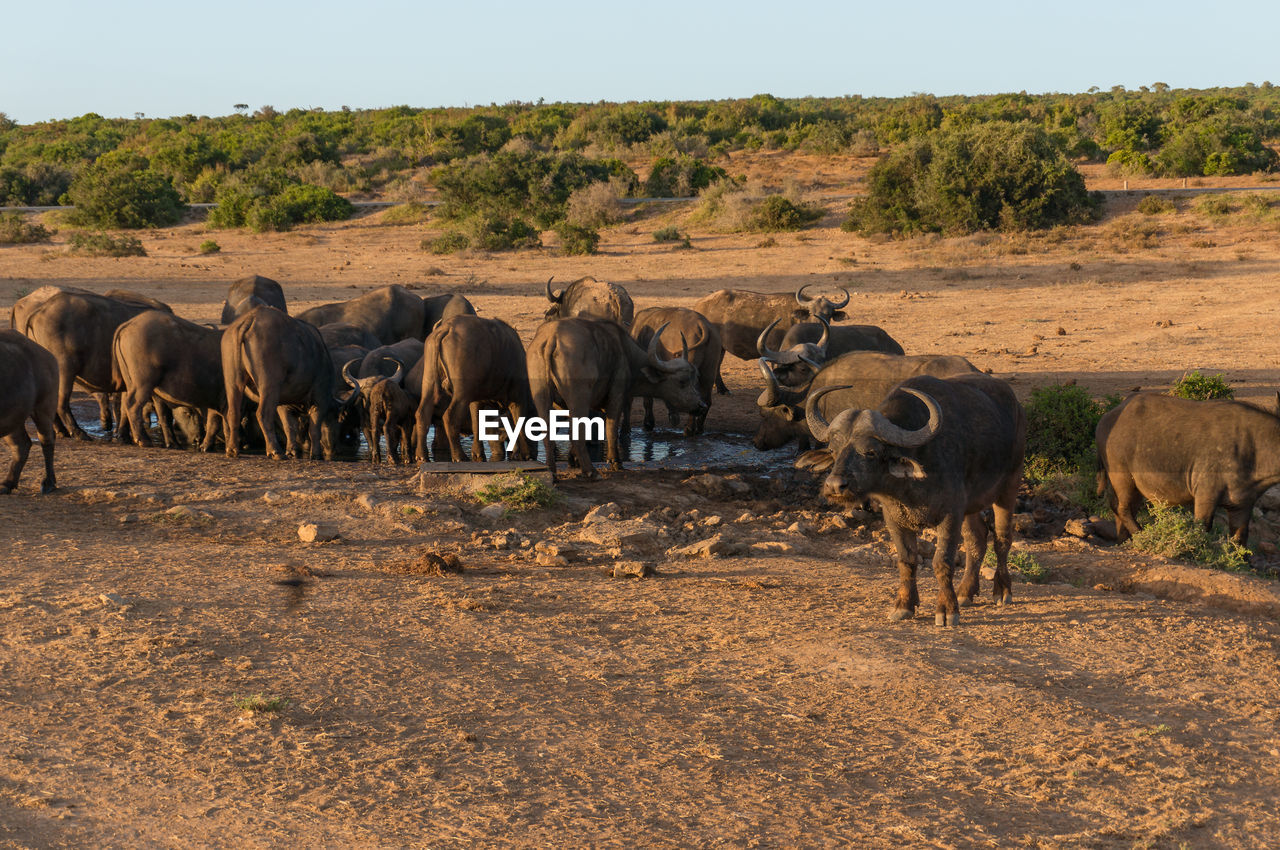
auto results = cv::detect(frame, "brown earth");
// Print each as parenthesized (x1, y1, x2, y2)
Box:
(3, 164, 1280, 847)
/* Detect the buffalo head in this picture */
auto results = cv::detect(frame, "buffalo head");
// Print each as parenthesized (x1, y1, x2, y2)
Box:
(792, 284, 850, 323)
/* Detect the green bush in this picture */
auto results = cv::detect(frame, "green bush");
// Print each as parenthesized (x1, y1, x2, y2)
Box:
(984, 549, 1050, 583)
(0, 212, 52, 244)
(66, 231, 146, 257)
(474, 473, 558, 511)
(1195, 195, 1233, 217)
(642, 155, 728, 197)
(424, 231, 469, 254)
(380, 201, 433, 225)
(746, 195, 825, 231)
(198, 239, 220, 254)
(66, 150, 185, 229)
(433, 150, 625, 228)
(1136, 195, 1175, 215)
(555, 222, 599, 255)
(470, 214, 540, 251)
(1024, 384, 1119, 479)
(0, 163, 73, 206)
(844, 122, 1100, 236)
(209, 179, 351, 232)
(653, 225, 683, 242)
(1170, 371, 1233, 400)
(1127, 503, 1250, 571)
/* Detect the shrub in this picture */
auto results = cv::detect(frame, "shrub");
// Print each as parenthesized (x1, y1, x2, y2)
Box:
(66, 150, 185, 229)
(844, 122, 1100, 236)
(380, 201, 432, 225)
(565, 180, 623, 228)
(209, 180, 351, 232)
(424, 231, 469, 254)
(1195, 195, 1233, 217)
(985, 549, 1050, 583)
(1170, 370, 1233, 400)
(470, 214, 540, 251)
(1136, 195, 1175, 215)
(474, 473, 558, 511)
(66, 231, 146, 257)
(0, 212, 52, 244)
(653, 225, 683, 242)
(197, 239, 220, 254)
(433, 150, 624, 228)
(0, 162, 73, 206)
(1127, 502, 1250, 571)
(1023, 384, 1118, 479)
(233, 694, 289, 713)
(555, 222, 599, 255)
(642, 155, 729, 197)
(746, 195, 825, 231)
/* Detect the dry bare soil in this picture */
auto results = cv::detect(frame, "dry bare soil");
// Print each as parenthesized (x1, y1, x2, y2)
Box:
(2, 157, 1280, 847)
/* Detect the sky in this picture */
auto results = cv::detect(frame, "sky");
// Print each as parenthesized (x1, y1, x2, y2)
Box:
(2, 0, 1277, 123)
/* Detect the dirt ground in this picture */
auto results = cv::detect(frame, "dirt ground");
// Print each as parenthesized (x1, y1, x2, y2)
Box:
(3, 161, 1280, 847)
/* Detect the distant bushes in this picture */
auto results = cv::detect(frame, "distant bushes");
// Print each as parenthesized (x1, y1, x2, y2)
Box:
(554, 222, 600, 255)
(208, 171, 352, 232)
(746, 195, 825, 231)
(1136, 195, 1175, 215)
(642, 155, 728, 197)
(843, 123, 1100, 236)
(1169, 371, 1233, 400)
(0, 163, 73, 206)
(67, 231, 146, 257)
(0, 212, 52, 244)
(66, 151, 185, 229)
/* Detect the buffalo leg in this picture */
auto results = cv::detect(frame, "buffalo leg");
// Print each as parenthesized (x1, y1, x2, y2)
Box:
(990, 480, 1018, 605)
(1110, 473, 1144, 544)
(885, 524, 920, 620)
(956, 513, 989, 605)
(933, 514, 962, 627)
(1, 430, 32, 494)
(253, 393, 284, 460)
(96, 393, 113, 431)
(56, 370, 91, 441)
(122, 384, 154, 448)
(1192, 492, 1220, 535)
(307, 407, 325, 461)
(153, 398, 177, 448)
(224, 384, 244, 458)
(34, 414, 57, 494)
(714, 368, 730, 395)
(441, 399, 469, 462)
(1226, 503, 1252, 547)
(200, 411, 222, 453)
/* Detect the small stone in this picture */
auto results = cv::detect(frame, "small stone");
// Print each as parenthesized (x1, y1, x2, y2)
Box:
(536, 552, 568, 567)
(118, 513, 137, 524)
(668, 533, 738, 559)
(736, 512, 756, 523)
(165, 505, 194, 520)
(298, 522, 339, 543)
(98, 592, 130, 607)
(479, 503, 508, 521)
(355, 493, 378, 512)
(262, 491, 284, 505)
(1056, 327, 1067, 336)
(534, 540, 577, 561)
(611, 561, 653, 579)
(490, 534, 511, 550)
(1064, 518, 1089, 539)
(700, 515, 723, 528)
(583, 502, 621, 523)
(751, 541, 794, 554)
(785, 521, 811, 536)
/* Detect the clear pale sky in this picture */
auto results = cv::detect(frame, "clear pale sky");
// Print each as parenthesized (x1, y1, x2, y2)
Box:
(2, 0, 1275, 123)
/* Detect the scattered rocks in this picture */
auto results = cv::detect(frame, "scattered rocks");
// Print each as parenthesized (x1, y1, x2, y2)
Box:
(583, 502, 622, 523)
(1057, 327, 1067, 336)
(736, 511, 756, 523)
(262, 491, 285, 505)
(785, 521, 812, 536)
(1064, 518, 1090, 539)
(683, 473, 751, 501)
(668, 533, 740, 560)
(398, 551, 464, 576)
(298, 522, 340, 543)
(536, 552, 569, 567)
(534, 540, 577, 562)
(354, 493, 379, 512)
(610, 560, 654, 579)
(1260, 486, 1280, 513)
(751, 541, 795, 555)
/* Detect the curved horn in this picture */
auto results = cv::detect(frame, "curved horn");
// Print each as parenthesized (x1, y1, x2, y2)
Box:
(756, 318, 784, 362)
(757, 359, 781, 408)
(832, 286, 850, 309)
(795, 284, 813, 306)
(799, 355, 824, 371)
(680, 332, 690, 364)
(545, 276, 563, 304)
(815, 314, 830, 357)
(341, 358, 360, 390)
(382, 357, 404, 385)
(870, 388, 943, 448)
(648, 323, 682, 373)
(805, 385, 852, 445)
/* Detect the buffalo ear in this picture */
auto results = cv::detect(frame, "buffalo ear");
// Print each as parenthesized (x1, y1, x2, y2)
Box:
(795, 449, 834, 473)
(832, 310, 848, 321)
(888, 456, 927, 480)
(790, 308, 809, 322)
(781, 405, 800, 422)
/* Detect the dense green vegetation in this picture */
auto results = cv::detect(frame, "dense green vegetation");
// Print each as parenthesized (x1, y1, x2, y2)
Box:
(1, 85, 1275, 234)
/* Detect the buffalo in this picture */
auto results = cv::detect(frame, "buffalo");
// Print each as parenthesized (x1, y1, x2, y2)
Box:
(799, 373, 1026, 625)
(631, 306, 723, 435)
(754, 351, 980, 451)
(19, 290, 172, 439)
(0, 331, 58, 494)
(422, 293, 477, 335)
(341, 359, 415, 464)
(112, 312, 225, 451)
(543, 277, 634, 327)
(415, 315, 534, 463)
(757, 315, 905, 387)
(1097, 392, 1280, 546)
(220, 275, 287, 324)
(528, 318, 707, 479)
(222, 306, 351, 460)
(297, 284, 426, 345)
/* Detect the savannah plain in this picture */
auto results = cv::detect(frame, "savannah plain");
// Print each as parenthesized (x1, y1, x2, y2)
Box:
(3, 152, 1280, 847)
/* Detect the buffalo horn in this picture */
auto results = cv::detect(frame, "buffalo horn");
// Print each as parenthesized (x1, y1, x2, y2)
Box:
(341, 358, 360, 390)
(869, 388, 942, 448)
(545, 276, 563, 304)
(648, 323, 681, 373)
(757, 359, 781, 408)
(795, 284, 813, 306)
(832, 286, 850, 309)
(383, 357, 404, 385)
(805, 385, 853, 445)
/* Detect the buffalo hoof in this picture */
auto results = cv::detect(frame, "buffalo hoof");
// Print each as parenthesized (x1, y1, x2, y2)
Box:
(0, 485, 12, 495)
(935, 611, 959, 627)
(41, 481, 56, 494)
(888, 607, 914, 622)
(957, 595, 974, 608)
(997, 591, 1012, 606)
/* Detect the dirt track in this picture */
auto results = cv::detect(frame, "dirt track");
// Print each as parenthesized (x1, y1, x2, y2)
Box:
(4, 168, 1280, 846)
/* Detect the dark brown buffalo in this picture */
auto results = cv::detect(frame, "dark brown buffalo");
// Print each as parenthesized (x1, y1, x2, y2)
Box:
(318, 322, 381, 351)
(528, 318, 707, 479)
(0, 330, 58, 494)
(422, 293, 476, 335)
(112, 312, 225, 451)
(220, 275, 286, 324)
(339, 359, 415, 464)
(755, 351, 980, 451)
(222, 306, 351, 460)
(297, 284, 426, 345)
(543, 277, 634, 327)
(799, 374, 1025, 626)
(1097, 393, 1280, 546)
(631, 306, 723, 435)
(415, 316, 534, 463)
(758, 315, 905, 387)
(357, 339, 424, 380)
(19, 290, 172, 439)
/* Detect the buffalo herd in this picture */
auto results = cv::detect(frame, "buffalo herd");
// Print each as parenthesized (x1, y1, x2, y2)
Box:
(5, 272, 1277, 625)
